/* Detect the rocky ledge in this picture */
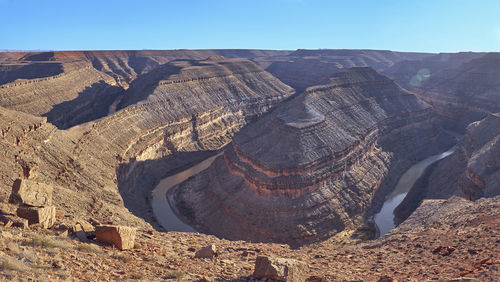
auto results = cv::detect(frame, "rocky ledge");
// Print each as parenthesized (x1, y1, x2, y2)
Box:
(169, 67, 453, 246)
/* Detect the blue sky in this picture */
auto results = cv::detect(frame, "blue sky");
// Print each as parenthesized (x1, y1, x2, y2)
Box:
(1, 0, 499, 52)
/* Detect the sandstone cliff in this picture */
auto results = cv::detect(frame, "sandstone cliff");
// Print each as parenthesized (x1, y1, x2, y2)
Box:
(169, 67, 453, 246)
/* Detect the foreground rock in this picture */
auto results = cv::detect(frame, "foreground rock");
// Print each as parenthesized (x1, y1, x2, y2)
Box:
(253, 256, 308, 282)
(194, 244, 217, 259)
(9, 179, 53, 207)
(95, 225, 136, 250)
(16, 206, 56, 228)
(0, 195, 498, 281)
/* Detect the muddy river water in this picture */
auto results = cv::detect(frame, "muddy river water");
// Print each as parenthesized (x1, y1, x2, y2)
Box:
(374, 144, 458, 236)
(151, 153, 222, 232)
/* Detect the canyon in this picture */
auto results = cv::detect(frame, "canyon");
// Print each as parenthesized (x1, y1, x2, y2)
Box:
(0, 49, 499, 280)
(168, 67, 453, 246)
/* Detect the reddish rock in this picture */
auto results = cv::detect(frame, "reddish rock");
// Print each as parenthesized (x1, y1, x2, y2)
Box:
(95, 225, 136, 250)
(432, 246, 455, 256)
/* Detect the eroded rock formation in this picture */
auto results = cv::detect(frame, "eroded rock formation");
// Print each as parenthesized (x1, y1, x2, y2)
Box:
(169, 67, 453, 246)
(0, 56, 294, 229)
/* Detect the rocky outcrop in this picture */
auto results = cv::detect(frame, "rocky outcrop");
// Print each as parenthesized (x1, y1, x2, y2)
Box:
(454, 114, 500, 199)
(0, 62, 63, 85)
(0, 50, 292, 129)
(0, 49, 292, 86)
(194, 244, 218, 259)
(415, 113, 500, 211)
(169, 67, 452, 246)
(16, 206, 56, 229)
(0, 61, 122, 129)
(0, 61, 118, 116)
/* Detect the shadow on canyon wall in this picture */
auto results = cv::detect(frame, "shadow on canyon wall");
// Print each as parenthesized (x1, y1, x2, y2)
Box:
(42, 80, 123, 129)
(0, 62, 63, 85)
(116, 150, 219, 230)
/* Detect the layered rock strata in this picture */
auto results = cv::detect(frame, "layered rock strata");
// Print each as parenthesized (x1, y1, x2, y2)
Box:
(0, 57, 294, 229)
(259, 49, 431, 92)
(169, 67, 451, 246)
(399, 112, 500, 227)
(427, 113, 500, 200)
(0, 50, 292, 129)
(383, 52, 485, 88)
(411, 53, 500, 131)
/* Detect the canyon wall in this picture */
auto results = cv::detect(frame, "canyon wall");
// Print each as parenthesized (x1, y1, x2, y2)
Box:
(0, 56, 294, 229)
(169, 67, 453, 246)
(426, 113, 500, 201)
(388, 53, 500, 132)
(387, 53, 500, 225)
(256, 49, 432, 92)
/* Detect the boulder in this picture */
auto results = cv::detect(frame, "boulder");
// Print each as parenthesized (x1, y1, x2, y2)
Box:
(72, 218, 95, 233)
(71, 218, 95, 242)
(95, 225, 136, 250)
(9, 179, 53, 207)
(194, 244, 217, 259)
(16, 206, 56, 228)
(253, 256, 308, 282)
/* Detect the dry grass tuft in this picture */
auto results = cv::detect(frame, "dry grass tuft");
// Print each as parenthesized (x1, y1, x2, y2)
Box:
(163, 270, 185, 280)
(129, 272, 143, 279)
(77, 243, 101, 253)
(0, 256, 28, 272)
(31, 235, 71, 250)
(112, 253, 132, 263)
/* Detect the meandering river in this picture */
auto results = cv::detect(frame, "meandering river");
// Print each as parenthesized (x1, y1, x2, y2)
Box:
(151, 153, 222, 232)
(374, 144, 458, 237)
(151, 136, 459, 238)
